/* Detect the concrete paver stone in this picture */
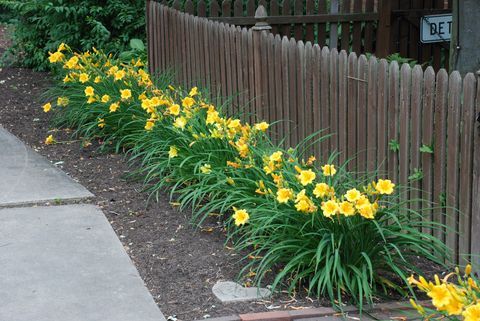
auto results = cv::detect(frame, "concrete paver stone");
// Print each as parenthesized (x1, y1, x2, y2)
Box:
(213, 281, 271, 303)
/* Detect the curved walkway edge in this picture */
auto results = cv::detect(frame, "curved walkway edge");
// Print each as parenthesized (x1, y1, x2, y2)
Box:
(0, 126, 167, 321)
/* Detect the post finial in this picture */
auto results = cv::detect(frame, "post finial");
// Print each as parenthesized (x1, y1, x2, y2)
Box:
(252, 5, 271, 31)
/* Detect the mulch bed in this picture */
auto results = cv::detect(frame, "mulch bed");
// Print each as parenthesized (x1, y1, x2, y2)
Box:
(0, 25, 332, 320)
(0, 25, 442, 320)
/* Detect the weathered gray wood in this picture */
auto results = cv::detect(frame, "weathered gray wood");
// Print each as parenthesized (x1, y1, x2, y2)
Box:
(259, 31, 270, 122)
(458, 73, 476, 264)
(366, 56, 378, 173)
(410, 65, 423, 216)
(346, 52, 358, 171)
(445, 71, 462, 263)
(399, 64, 412, 212)
(296, 41, 306, 144)
(288, 38, 298, 146)
(329, 48, 339, 155)
(387, 61, 400, 184)
(421, 67, 436, 235)
(471, 79, 480, 269)
(376, 59, 388, 176)
(320, 46, 330, 162)
(356, 54, 368, 172)
(304, 42, 314, 153)
(432, 69, 449, 245)
(312, 45, 322, 158)
(266, 33, 276, 124)
(281, 36, 291, 146)
(273, 34, 284, 143)
(337, 50, 348, 164)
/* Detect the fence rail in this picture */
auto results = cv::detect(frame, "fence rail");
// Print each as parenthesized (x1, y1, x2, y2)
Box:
(147, 1, 480, 266)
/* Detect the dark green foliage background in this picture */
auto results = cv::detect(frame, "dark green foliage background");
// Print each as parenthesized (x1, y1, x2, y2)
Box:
(1, 0, 146, 70)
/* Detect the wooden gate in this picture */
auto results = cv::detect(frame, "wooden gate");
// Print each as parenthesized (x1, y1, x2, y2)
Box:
(378, 0, 452, 70)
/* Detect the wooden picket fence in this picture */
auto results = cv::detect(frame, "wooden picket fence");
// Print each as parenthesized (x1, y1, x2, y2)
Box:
(160, 0, 453, 70)
(162, 0, 379, 56)
(146, 1, 480, 265)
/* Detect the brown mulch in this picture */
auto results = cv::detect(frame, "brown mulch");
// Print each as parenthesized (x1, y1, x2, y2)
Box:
(0, 25, 331, 320)
(0, 25, 443, 320)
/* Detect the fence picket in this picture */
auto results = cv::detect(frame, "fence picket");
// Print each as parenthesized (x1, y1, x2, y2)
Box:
(185, 0, 194, 14)
(241, 29, 250, 118)
(282, 36, 291, 147)
(366, 56, 378, 173)
(433, 69, 448, 245)
(210, 0, 220, 16)
(337, 50, 348, 164)
(317, 0, 327, 46)
(304, 42, 314, 151)
(270, 1, 280, 35)
(305, 0, 315, 43)
(410, 65, 423, 215)
(222, 0, 232, 17)
(281, 0, 291, 39)
(472, 83, 480, 269)
(297, 41, 306, 145)
(233, 0, 242, 16)
(387, 61, 400, 185)
(267, 33, 276, 124)
(320, 47, 331, 162)
(329, 48, 339, 156)
(294, 0, 303, 40)
(288, 38, 298, 146)
(312, 45, 322, 158)
(246, 0, 255, 16)
(225, 25, 234, 115)
(247, 29, 255, 123)
(399, 64, 412, 215)
(364, 0, 375, 53)
(446, 71, 462, 263)
(260, 31, 270, 121)
(193, 17, 202, 86)
(346, 52, 358, 170)
(340, 0, 351, 51)
(273, 35, 284, 143)
(351, 0, 362, 54)
(198, 0, 206, 16)
(356, 55, 368, 172)
(376, 59, 388, 176)
(421, 67, 436, 235)
(458, 73, 476, 264)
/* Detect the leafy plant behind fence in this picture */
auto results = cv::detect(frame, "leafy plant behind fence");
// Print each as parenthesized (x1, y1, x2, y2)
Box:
(2, 0, 145, 69)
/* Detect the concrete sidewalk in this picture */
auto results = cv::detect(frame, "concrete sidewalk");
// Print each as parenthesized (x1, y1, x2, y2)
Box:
(0, 127, 166, 321)
(0, 125, 92, 206)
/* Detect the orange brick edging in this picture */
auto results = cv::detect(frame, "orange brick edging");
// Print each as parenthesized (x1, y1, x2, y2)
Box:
(239, 311, 291, 321)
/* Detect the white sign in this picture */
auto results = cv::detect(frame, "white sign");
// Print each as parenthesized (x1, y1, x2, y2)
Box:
(420, 14, 452, 43)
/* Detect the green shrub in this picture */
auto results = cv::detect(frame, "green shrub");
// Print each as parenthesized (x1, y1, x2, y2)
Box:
(43, 45, 450, 308)
(3, 0, 145, 70)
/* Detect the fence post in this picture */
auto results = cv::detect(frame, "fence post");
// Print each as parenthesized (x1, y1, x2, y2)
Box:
(376, 0, 392, 58)
(252, 5, 271, 121)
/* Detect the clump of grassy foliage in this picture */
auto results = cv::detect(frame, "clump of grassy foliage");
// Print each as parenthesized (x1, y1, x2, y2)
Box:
(43, 44, 450, 308)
